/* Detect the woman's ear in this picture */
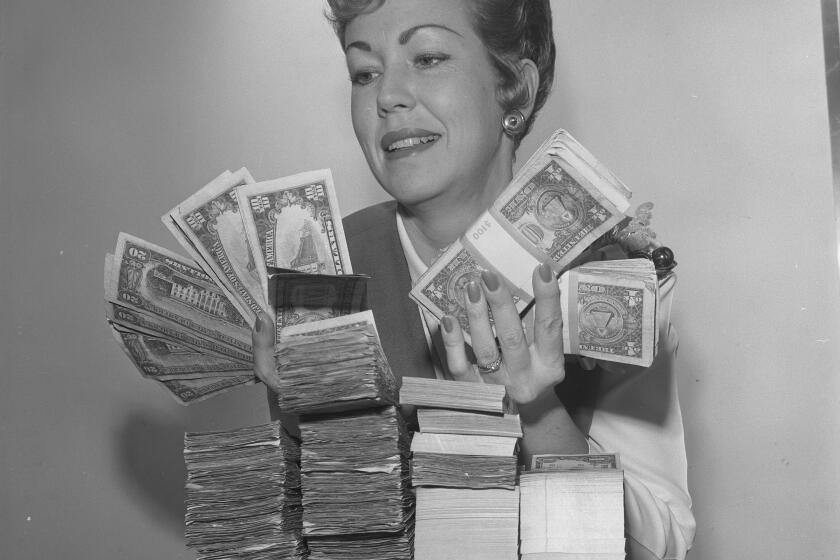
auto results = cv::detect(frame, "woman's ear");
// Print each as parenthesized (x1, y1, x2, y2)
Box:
(497, 58, 539, 118)
(517, 58, 539, 120)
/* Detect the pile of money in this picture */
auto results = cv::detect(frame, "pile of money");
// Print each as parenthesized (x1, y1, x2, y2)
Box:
(105, 167, 355, 404)
(300, 406, 414, 559)
(183, 422, 307, 559)
(274, 311, 398, 414)
(520, 454, 625, 559)
(409, 129, 662, 366)
(404, 378, 521, 559)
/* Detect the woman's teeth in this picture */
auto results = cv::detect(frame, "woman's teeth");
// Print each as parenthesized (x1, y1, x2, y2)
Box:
(386, 135, 439, 152)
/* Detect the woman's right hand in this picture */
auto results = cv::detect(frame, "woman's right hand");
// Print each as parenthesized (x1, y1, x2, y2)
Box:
(252, 312, 280, 393)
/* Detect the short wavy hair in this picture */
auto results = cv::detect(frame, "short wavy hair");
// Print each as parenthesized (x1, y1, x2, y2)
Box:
(325, 0, 555, 147)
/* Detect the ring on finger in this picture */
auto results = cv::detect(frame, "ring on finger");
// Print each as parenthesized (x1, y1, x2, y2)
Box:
(477, 354, 503, 374)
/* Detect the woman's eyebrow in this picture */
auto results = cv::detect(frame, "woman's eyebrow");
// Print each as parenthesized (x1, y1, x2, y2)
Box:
(345, 23, 462, 53)
(398, 24, 463, 44)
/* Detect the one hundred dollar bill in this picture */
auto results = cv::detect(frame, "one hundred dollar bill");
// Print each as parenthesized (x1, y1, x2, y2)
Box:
(157, 374, 256, 405)
(268, 268, 369, 334)
(105, 234, 252, 353)
(236, 169, 353, 303)
(531, 453, 621, 471)
(109, 325, 251, 380)
(163, 167, 267, 327)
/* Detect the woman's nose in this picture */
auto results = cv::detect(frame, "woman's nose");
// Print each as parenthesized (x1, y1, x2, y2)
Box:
(376, 66, 415, 117)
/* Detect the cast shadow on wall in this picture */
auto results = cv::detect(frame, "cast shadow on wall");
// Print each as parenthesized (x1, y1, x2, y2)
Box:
(113, 408, 188, 538)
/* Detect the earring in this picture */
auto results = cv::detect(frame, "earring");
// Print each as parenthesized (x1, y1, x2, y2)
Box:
(501, 109, 526, 136)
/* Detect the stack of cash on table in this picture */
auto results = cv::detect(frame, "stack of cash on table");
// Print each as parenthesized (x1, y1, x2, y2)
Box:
(520, 454, 625, 559)
(299, 406, 413, 559)
(183, 422, 307, 559)
(280, 313, 414, 559)
(400, 377, 522, 560)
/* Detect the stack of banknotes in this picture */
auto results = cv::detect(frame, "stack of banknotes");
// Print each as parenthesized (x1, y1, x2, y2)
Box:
(401, 378, 521, 560)
(299, 406, 414, 559)
(274, 311, 398, 413)
(183, 422, 307, 559)
(520, 453, 625, 559)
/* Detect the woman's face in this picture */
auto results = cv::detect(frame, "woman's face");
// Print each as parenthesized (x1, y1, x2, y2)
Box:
(344, 0, 511, 208)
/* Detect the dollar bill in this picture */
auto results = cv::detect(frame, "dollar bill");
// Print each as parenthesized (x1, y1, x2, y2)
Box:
(162, 170, 231, 286)
(531, 453, 621, 471)
(157, 374, 256, 405)
(560, 258, 658, 366)
(105, 233, 252, 352)
(268, 268, 369, 335)
(163, 168, 268, 327)
(409, 239, 529, 338)
(105, 301, 253, 364)
(109, 325, 251, 380)
(236, 169, 353, 302)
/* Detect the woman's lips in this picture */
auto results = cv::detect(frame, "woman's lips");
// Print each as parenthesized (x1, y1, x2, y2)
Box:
(380, 128, 441, 158)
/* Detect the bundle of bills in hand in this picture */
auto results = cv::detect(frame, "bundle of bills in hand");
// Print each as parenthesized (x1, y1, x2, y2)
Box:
(104, 168, 356, 403)
(411, 129, 664, 367)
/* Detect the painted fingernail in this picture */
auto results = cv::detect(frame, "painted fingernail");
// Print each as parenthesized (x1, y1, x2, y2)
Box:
(255, 314, 263, 332)
(481, 270, 500, 291)
(441, 315, 454, 333)
(539, 262, 554, 282)
(467, 280, 481, 303)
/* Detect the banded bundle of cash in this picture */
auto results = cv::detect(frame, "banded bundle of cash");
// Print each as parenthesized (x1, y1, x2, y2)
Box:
(183, 422, 307, 559)
(274, 311, 398, 413)
(401, 378, 521, 559)
(410, 129, 662, 366)
(520, 454, 625, 559)
(299, 406, 414, 559)
(558, 258, 659, 367)
(105, 167, 356, 403)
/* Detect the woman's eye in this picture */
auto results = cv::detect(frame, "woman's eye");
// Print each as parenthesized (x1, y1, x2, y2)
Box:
(350, 70, 380, 86)
(415, 53, 449, 69)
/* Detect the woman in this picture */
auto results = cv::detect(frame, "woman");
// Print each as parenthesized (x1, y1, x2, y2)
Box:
(253, 1, 695, 558)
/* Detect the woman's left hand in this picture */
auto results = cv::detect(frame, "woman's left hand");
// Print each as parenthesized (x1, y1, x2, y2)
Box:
(440, 263, 565, 404)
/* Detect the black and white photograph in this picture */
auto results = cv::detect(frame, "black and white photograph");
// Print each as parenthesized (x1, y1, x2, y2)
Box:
(1, 1, 838, 558)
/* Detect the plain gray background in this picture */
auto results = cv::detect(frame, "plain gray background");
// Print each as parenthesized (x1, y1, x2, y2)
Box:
(2, 1, 839, 558)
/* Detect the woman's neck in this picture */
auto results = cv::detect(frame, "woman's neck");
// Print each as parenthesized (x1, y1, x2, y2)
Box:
(399, 166, 513, 266)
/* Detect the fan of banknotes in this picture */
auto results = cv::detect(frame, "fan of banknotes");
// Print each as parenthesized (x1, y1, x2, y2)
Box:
(104, 129, 675, 404)
(104, 167, 355, 404)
